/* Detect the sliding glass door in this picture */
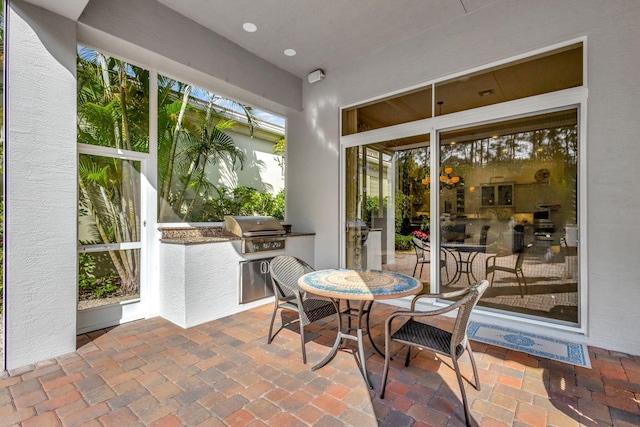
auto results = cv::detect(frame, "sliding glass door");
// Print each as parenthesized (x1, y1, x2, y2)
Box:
(435, 109, 579, 323)
(343, 108, 580, 325)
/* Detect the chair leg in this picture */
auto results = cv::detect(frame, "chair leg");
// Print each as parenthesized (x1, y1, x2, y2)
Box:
(516, 271, 524, 298)
(413, 261, 418, 277)
(380, 332, 392, 399)
(404, 346, 412, 367)
(419, 262, 425, 278)
(299, 317, 307, 364)
(452, 355, 474, 427)
(466, 341, 481, 391)
(520, 269, 528, 295)
(267, 306, 279, 344)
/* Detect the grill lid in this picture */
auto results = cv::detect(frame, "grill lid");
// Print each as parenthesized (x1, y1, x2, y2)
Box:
(222, 216, 286, 238)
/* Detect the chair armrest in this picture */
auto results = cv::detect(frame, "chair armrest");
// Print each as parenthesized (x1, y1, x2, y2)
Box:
(411, 287, 469, 309)
(485, 254, 496, 269)
(385, 295, 472, 337)
(486, 251, 515, 269)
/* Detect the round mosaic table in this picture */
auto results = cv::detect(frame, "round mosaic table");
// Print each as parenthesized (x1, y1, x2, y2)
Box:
(298, 269, 422, 389)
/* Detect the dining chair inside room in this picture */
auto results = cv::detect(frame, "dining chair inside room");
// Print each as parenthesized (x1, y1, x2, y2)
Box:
(485, 243, 534, 297)
(479, 225, 490, 245)
(267, 255, 340, 364)
(380, 280, 490, 427)
(412, 237, 449, 282)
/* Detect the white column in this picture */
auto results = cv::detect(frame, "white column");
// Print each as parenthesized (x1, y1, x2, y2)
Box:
(5, 1, 77, 369)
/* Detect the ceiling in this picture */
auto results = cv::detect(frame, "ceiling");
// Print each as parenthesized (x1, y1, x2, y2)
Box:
(156, 0, 501, 78)
(26, 0, 499, 78)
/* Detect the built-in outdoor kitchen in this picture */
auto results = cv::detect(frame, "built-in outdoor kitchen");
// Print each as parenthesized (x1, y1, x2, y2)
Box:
(158, 216, 315, 328)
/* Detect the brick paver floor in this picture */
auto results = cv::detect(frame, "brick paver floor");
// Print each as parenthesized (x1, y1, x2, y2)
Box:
(1, 303, 639, 426)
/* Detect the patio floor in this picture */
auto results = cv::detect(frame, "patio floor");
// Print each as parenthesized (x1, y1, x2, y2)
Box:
(1, 303, 639, 426)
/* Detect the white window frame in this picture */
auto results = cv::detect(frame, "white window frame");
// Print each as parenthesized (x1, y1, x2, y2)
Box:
(340, 37, 588, 335)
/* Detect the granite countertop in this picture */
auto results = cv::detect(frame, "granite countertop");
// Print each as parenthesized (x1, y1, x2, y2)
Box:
(159, 225, 315, 245)
(160, 236, 236, 245)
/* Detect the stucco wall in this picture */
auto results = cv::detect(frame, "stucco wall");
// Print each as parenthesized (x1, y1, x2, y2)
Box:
(5, 1, 78, 369)
(287, 0, 640, 354)
(212, 131, 285, 197)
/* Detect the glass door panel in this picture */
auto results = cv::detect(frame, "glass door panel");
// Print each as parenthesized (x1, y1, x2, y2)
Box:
(76, 46, 149, 333)
(437, 109, 579, 324)
(78, 153, 143, 330)
(345, 134, 431, 277)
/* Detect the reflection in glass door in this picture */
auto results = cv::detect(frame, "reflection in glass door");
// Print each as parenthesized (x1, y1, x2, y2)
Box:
(344, 109, 580, 325)
(344, 135, 431, 276)
(437, 109, 579, 325)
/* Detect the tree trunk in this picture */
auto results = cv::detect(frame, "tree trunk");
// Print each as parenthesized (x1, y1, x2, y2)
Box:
(159, 85, 191, 221)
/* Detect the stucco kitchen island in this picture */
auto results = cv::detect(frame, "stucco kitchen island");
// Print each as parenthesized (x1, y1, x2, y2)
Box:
(159, 226, 315, 328)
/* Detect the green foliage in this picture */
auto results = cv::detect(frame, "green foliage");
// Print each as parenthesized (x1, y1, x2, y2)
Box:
(77, 47, 145, 296)
(273, 137, 285, 168)
(362, 195, 390, 224)
(202, 187, 285, 221)
(395, 234, 413, 251)
(394, 191, 412, 234)
(157, 77, 253, 222)
(78, 253, 119, 299)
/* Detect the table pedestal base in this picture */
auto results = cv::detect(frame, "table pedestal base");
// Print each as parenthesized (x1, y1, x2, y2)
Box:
(310, 300, 378, 389)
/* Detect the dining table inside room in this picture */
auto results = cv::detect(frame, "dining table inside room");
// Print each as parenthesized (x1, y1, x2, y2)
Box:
(298, 268, 422, 389)
(441, 242, 487, 285)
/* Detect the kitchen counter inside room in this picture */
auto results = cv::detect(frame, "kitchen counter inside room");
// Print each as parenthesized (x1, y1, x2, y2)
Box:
(158, 225, 315, 328)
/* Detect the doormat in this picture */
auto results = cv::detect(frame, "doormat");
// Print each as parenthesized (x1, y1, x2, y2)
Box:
(468, 321, 591, 368)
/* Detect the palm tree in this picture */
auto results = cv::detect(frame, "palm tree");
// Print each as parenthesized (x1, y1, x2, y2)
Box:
(157, 77, 248, 222)
(77, 49, 259, 296)
(77, 48, 148, 295)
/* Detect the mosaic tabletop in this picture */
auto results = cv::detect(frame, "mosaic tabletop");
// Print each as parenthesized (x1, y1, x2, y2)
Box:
(298, 269, 422, 301)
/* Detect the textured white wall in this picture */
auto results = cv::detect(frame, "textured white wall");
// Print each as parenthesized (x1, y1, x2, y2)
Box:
(159, 236, 314, 329)
(287, 0, 640, 354)
(5, 1, 78, 369)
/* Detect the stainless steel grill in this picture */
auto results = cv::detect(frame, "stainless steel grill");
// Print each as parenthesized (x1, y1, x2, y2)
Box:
(533, 210, 555, 243)
(346, 219, 369, 269)
(222, 216, 286, 254)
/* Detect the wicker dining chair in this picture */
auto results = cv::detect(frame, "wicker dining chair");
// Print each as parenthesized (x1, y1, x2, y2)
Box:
(267, 255, 340, 364)
(380, 280, 490, 427)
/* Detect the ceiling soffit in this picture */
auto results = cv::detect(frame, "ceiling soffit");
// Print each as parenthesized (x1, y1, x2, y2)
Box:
(23, 0, 90, 20)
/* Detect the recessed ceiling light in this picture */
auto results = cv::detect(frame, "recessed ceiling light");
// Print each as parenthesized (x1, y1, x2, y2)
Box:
(284, 49, 297, 56)
(242, 23, 257, 33)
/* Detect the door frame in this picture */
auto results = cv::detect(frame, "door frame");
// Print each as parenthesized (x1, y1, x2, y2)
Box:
(76, 143, 151, 334)
(340, 87, 588, 334)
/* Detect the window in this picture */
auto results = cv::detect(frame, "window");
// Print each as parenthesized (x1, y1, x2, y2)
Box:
(157, 76, 285, 222)
(77, 47, 148, 310)
(343, 41, 584, 326)
(481, 184, 513, 207)
(342, 42, 583, 135)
